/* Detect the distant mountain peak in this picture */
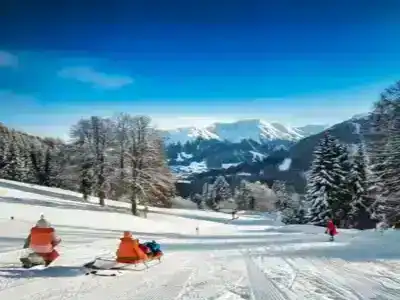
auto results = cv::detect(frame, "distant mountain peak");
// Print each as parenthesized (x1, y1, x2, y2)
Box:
(162, 119, 326, 145)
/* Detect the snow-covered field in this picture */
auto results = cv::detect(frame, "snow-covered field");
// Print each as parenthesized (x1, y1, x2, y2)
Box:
(1, 180, 400, 299)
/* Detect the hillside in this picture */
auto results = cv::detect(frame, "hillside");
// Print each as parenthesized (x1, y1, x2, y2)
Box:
(0, 180, 399, 299)
(0, 115, 175, 211)
(184, 114, 370, 193)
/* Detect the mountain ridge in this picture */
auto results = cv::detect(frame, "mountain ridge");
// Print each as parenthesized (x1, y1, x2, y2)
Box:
(161, 119, 328, 145)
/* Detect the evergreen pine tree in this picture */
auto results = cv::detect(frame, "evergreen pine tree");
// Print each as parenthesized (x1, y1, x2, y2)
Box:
(374, 114, 400, 223)
(331, 143, 352, 225)
(365, 81, 400, 225)
(305, 133, 346, 224)
(0, 131, 10, 174)
(234, 180, 253, 210)
(213, 176, 231, 204)
(348, 143, 371, 228)
(281, 193, 306, 224)
(2, 132, 25, 181)
(271, 180, 292, 210)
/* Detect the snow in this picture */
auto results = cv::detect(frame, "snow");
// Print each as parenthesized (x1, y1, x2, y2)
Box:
(352, 122, 361, 135)
(176, 152, 194, 162)
(236, 172, 251, 176)
(222, 163, 241, 169)
(1, 181, 400, 299)
(278, 158, 292, 171)
(170, 161, 208, 175)
(162, 119, 325, 144)
(249, 150, 266, 162)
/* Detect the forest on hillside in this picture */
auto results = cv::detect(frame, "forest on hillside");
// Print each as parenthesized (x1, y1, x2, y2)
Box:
(0, 114, 174, 215)
(304, 81, 400, 229)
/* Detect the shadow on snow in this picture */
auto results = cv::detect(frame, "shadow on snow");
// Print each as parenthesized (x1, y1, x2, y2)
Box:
(0, 266, 85, 278)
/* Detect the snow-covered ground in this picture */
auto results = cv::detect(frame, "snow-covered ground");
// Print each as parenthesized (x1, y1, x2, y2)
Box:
(1, 181, 400, 299)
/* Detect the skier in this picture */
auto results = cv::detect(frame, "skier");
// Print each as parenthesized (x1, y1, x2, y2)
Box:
(325, 218, 338, 241)
(20, 214, 61, 268)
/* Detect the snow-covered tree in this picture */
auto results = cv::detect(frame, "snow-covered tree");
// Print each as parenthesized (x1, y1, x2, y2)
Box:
(246, 181, 276, 212)
(113, 115, 175, 214)
(270, 180, 305, 224)
(234, 180, 276, 212)
(365, 81, 400, 225)
(1, 132, 25, 181)
(234, 180, 253, 210)
(202, 182, 216, 209)
(305, 133, 348, 225)
(331, 142, 353, 225)
(212, 176, 231, 203)
(70, 116, 113, 206)
(281, 193, 307, 224)
(271, 180, 292, 210)
(79, 161, 94, 201)
(0, 128, 9, 172)
(348, 144, 371, 227)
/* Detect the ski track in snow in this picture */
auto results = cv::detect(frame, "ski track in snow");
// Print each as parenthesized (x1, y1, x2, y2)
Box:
(2, 182, 400, 299)
(244, 255, 291, 300)
(250, 255, 400, 300)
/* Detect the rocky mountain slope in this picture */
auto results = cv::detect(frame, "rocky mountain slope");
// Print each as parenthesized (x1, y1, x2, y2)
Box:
(180, 114, 370, 195)
(162, 119, 327, 144)
(163, 119, 326, 176)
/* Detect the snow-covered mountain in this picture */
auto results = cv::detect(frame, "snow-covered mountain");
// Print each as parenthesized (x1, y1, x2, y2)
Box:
(162, 119, 327, 144)
(163, 119, 327, 179)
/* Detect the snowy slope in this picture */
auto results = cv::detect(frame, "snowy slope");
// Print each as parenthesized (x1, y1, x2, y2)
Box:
(162, 119, 326, 144)
(1, 181, 400, 299)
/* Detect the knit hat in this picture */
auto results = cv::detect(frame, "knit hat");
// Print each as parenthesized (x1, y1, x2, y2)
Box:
(36, 213, 51, 228)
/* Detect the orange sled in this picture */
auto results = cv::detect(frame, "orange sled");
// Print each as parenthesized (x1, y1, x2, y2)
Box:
(84, 233, 163, 271)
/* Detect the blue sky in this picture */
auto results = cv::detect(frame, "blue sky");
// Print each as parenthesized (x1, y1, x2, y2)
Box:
(1, 0, 400, 138)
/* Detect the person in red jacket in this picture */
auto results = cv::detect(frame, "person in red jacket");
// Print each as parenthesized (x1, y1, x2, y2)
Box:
(20, 214, 61, 268)
(325, 218, 338, 241)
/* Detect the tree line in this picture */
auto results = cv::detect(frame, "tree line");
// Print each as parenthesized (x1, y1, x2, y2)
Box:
(305, 81, 400, 229)
(0, 114, 175, 215)
(190, 174, 305, 224)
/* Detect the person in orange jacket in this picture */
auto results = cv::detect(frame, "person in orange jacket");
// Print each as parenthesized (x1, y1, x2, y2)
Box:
(20, 214, 61, 268)
(325, 218, 338, 241)
(116, 231, 147, 264)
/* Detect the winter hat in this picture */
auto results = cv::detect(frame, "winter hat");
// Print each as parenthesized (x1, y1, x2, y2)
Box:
(123, 231, 132, 238)
(36, 213, 51, 228)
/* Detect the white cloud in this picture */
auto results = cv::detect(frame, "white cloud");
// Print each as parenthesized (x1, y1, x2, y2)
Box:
(0, 51, 18, 67)
(58, 66, 133, 89)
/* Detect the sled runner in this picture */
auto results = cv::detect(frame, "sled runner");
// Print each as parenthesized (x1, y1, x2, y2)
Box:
(83, 232, 163, 275)
(83, 254, 162, 276)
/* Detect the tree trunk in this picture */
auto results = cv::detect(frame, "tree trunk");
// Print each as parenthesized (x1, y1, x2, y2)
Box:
(131, 197, 137, 215)
(97, 155, 106, 206)
(98, 190, 105, 206)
